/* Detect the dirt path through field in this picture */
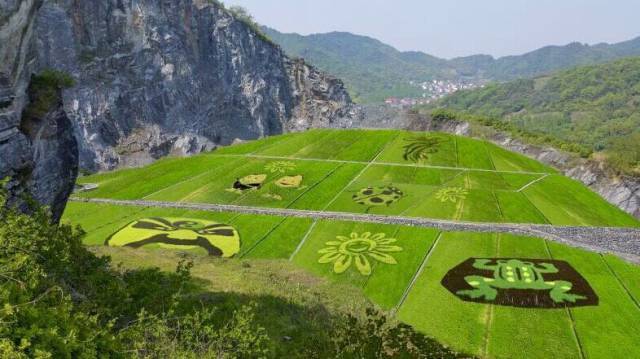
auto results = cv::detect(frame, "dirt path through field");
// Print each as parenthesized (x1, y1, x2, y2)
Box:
(71, 197, 640, 263)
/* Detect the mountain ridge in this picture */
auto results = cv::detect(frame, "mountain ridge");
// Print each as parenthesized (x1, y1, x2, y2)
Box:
(263, 26, 640, 102)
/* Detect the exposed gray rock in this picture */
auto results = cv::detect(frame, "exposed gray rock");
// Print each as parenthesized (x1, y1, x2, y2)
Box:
(35, 0, 360, 171)
(340, 104, 640, 219)
(21, 87, 78, 220)
(0, 0, 78, 222)
(492, 135, 640, 219)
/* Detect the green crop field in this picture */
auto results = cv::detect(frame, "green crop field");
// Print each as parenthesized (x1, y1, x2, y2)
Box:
(76, 129, 638, 227)
(65, 129, 640, 358)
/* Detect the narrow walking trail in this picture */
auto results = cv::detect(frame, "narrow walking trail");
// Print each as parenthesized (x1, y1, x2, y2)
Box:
(71, 197, 640, 263)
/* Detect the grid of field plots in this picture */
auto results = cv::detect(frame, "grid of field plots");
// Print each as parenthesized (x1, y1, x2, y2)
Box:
(65, 129, 640, 358)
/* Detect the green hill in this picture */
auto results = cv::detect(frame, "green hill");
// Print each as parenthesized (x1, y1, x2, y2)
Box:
(433, 57, 640, 174)
(263, 27, 640, 103)
(263, 29, 449, 102)
(63, 129, 640, 358)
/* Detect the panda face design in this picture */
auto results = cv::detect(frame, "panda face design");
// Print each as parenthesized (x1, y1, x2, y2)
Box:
(352, 186, 404, 207)
(235, 174, 267, 191)
(106, 217, 241, 257)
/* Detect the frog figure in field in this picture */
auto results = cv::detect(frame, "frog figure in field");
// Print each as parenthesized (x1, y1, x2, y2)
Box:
(457, 259, 586, 304)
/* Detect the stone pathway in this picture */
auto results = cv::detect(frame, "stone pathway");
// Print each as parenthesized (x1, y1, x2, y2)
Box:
(71, 197, 640, 263)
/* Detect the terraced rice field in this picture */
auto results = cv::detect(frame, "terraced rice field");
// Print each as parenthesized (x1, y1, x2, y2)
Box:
(75, 129, 638, 227)
(65, 129, 640, 358)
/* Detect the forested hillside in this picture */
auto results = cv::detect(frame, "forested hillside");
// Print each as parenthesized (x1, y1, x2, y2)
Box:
(433, 57, 640, 174)
(264, 27, 640, 103)
(262, 28, 450, 102)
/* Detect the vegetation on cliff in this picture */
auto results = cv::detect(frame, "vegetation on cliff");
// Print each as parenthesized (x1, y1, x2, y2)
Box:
(428, 57, 640, 175)
(264, 27, 640, 103)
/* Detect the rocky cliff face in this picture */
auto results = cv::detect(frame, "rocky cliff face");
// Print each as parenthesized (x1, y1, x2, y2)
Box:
(0, 0, 78, 221)
(492, 136, 640, 220)
(35, 0, 360, 171)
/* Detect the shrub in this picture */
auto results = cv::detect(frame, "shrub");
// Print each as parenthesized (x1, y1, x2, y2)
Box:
(0, 184, 268, 358)
(0, 182, 466, 358)
(227, 5, 275, 45)
(23, 69, 75, 119)
(331, 308, 465, 358)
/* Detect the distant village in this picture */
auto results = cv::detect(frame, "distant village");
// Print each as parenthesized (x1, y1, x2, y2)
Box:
(385, 79, 483, 107)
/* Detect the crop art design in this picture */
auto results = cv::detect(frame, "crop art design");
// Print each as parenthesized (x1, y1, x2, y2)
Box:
(262, 175, 307, 200)
(226, 174, 267, 194)
(265, 161, 296, 173)
(435, 187, 468, 203)
(442, 258, 598, 308)
(106, 218, 240, 257)
(352, 186, 404, 208)
(402, 136, 443, 163)
(274, 175, 304, 188)
(318, 232, 402, 276)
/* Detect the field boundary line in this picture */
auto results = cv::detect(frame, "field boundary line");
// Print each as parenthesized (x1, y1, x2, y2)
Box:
(142, 166, 226, 200)
(516, 174, 550, 193)
(453, 137, 460, 167)
(318, 138, 390, 211)
(520, 191, 553, 225)
(246, 134, 295, 155)
(249, 130, 330, 156)
(392, 232, 444, 315)
(491, 191, 505, 220)
(483, 141, 498, 171)
(599, 254, 640, 311)
(210, 153, 551, 176)
(482, 233, 502, 358)
(69, 197, 640, 264)
(289, 220, 318, 261)
(240, 218, 289, 258)
(285, 163, 345, 209)
(82, 206, 149, 233)
(177, 158, 264, 203)
(543, 239, 586, 359)
(289, 131, 339, 158)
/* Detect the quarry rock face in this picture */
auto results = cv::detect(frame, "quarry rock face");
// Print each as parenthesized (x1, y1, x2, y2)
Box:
(0, 0, 78, 222)
(35, 0, 360, 171)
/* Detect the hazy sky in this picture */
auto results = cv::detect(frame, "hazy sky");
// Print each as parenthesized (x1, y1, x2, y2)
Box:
(225, 0, 640, 59)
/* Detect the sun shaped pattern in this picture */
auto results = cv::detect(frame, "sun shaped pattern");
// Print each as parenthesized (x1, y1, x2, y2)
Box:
(265, 161, 296, 173)
(435, 187, 469, 203)
(318, 232, 403, 276)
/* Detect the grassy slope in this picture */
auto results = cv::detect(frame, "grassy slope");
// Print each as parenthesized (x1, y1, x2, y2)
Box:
(91, 246, 373, 357)
(76, 129, 638, 227)
(264, 27, 640, 103)
(63, 202, 640, 359)
(66, 129, 640, 358)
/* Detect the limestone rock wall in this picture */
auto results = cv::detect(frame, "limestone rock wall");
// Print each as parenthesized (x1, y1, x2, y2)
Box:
(35, 0, 360, 171)
(0, 0, 78, 221)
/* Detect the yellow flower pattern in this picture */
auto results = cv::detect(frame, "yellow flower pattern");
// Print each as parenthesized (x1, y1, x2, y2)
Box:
(318, 232, 402, 276)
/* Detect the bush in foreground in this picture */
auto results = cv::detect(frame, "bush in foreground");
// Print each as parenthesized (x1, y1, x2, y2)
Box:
(0, 186, 466, 358)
